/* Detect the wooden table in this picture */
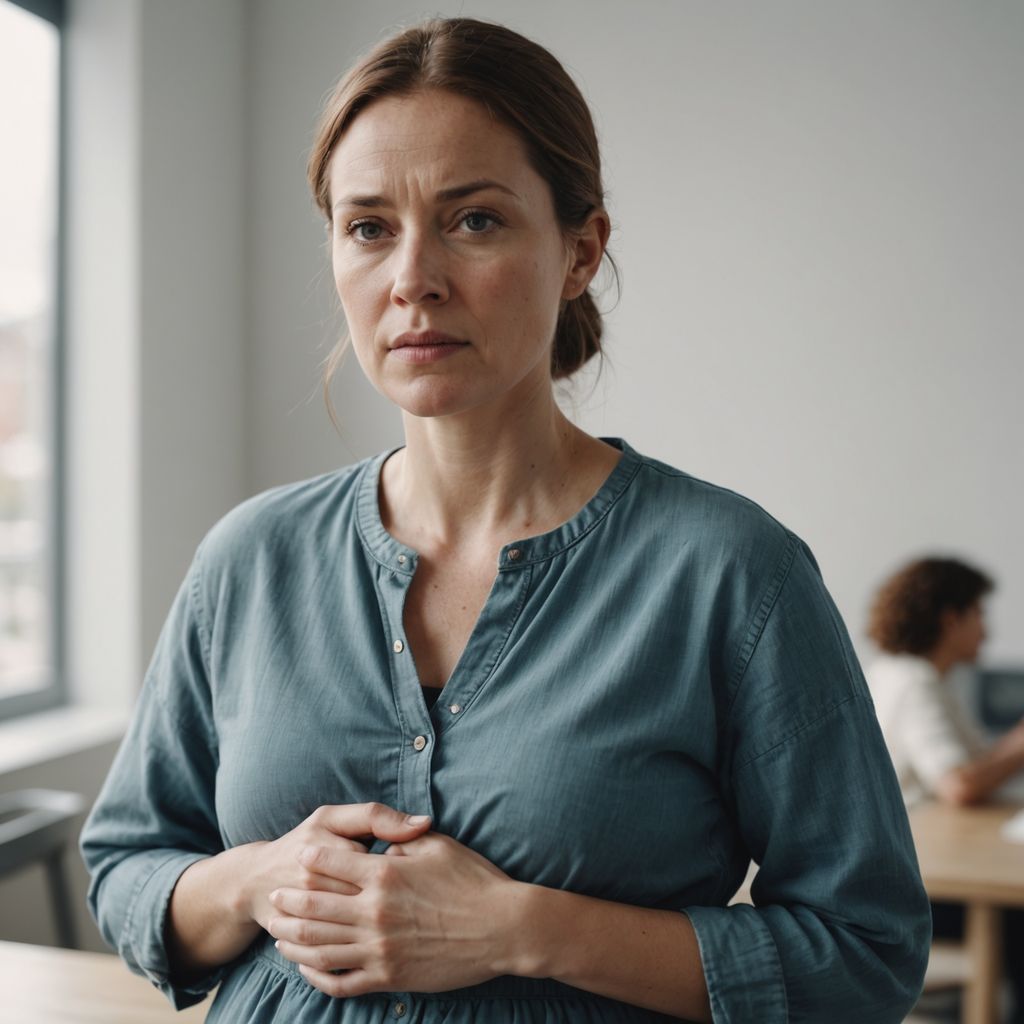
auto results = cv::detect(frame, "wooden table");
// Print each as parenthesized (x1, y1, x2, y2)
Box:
(0, 940, 210, 1022)
(909, 801, 1024, 1024)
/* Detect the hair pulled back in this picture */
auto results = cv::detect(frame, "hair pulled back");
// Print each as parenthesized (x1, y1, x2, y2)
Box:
(308, 17, 611, 388)
(867, 557, 994, 655)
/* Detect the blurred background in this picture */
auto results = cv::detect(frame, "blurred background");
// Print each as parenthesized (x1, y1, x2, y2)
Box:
(0, 0, 1021, 989)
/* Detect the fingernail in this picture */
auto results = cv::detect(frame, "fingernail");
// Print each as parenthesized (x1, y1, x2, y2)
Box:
(406, 814, 431, 825)
(274, 940, 281, 950)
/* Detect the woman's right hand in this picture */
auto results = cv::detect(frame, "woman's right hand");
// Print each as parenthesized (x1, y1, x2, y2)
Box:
(167, 802, 431, 980)
(241, 803, 432, 931)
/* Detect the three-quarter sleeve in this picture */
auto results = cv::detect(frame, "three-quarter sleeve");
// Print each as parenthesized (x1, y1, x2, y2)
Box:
(80, 543, 226, 1010)
(684, 537, 930, 1023)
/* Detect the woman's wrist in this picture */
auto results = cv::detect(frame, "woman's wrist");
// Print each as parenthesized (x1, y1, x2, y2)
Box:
(167, 843, 267, 978)
(495, 882, 712, 1021)
(226, 841, 270, 925)
(496, 880, 567, 980)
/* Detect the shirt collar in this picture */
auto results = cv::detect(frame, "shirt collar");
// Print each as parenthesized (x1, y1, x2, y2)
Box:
(355, 437, 643, 572)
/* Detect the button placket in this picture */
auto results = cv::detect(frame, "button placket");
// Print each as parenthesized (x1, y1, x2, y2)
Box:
(431, 562, 532, 742)
(377, 561, 434, 818)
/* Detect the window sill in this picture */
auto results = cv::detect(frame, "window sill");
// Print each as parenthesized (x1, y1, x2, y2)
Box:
(0, 706, 128, 777)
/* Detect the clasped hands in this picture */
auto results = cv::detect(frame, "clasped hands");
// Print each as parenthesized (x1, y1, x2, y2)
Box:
(248, 803, 524, 997)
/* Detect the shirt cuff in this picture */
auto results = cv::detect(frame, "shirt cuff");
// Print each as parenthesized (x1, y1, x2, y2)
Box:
(120, 850, 225, 1010)
(683, 904, 788, 1024)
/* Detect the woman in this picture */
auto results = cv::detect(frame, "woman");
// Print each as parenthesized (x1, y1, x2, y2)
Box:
(866, 556, 1024, 808)
(867, 556, 1024, 1023)
(82, 18, 929, 1023)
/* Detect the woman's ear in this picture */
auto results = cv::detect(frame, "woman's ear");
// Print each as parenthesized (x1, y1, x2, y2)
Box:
(562, 209, 611, 300)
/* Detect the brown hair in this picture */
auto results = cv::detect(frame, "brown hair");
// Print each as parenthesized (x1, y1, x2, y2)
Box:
(307, 17, 613, 413)
(867, 557, 994, 655)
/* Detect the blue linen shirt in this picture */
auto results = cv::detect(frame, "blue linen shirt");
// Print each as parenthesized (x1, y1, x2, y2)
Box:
(81, 439, 930, 1022)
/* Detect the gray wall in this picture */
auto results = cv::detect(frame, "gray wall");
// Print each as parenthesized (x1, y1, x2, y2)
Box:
(245, 0, 1024, 662)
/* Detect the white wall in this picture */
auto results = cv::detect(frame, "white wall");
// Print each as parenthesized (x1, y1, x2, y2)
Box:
(66, 0, 247, 708)
(245, 0, 1024, 662)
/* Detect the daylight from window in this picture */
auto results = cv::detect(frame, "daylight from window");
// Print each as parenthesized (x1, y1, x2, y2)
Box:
(0, 2, 59, 698)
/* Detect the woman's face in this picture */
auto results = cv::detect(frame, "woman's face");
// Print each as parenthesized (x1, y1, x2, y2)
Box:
(943, 601, 988, 664)
(327, 90, 590, 420)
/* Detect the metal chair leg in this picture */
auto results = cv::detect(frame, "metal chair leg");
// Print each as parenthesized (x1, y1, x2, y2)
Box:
(43, 847, 78, 949)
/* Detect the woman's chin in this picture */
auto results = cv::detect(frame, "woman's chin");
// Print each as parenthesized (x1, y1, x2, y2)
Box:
(387, 379, 487, 422)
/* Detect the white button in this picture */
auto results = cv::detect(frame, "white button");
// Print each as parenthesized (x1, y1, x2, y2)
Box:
(413, 735, 427, 751)
(394, 1002, 407, 1018)
(507, 547, 522, 561)
(392, 639, 404, 654)
(449, 704, 462, 714)
(397, 554, 407, 565)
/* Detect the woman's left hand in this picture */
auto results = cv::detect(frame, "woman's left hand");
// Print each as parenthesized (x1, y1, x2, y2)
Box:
(267, 831, 528, 996)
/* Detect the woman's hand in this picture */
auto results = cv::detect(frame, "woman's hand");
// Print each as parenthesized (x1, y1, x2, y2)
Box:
(164, 803, 430, 982)
(267, 831, 528, 996)
(242, 803, 432, 932)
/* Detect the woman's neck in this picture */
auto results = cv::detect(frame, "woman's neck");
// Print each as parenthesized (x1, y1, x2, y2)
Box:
(926, 652, 954, 678)
(927, 647, 962, 679)
(380, 387, 619, 554)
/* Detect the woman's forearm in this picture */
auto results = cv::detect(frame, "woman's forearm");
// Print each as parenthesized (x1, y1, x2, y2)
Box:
(165, 843, 266, 979)
(940, 720, 1024, 804)
(508, 882, 712, 1022)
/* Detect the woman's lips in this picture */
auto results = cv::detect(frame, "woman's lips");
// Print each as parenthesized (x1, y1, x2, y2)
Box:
(389, 332, 470, 364)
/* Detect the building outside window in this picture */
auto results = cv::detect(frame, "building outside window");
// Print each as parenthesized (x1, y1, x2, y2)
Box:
(0, 0, 65, 719)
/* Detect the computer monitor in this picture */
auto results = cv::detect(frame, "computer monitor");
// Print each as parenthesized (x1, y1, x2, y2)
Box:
(977, 667, 1024, 733)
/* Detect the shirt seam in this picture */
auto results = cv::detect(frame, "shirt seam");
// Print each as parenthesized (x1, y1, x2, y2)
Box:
(818, 570, 868, 702)
(725, 531, 800, 713)
(640, 461, 793, 535)
(150, 549, 219, 755)
(190, 539, 215, 681)
(735, 693, 863, 773)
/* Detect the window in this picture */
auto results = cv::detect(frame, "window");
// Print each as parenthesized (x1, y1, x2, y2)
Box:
(0, 0, 65, 719)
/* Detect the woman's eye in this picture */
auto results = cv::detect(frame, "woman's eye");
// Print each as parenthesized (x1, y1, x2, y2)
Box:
(348, 220, 385, 242)
(460, 211, 499, 233)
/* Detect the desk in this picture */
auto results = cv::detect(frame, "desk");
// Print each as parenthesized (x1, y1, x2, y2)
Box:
(910, 801, 1024, 1024)
(0, 940, 209, 1022)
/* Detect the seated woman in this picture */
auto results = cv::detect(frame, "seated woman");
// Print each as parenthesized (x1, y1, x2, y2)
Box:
(866, 557, 1024, 807)
(867, 556, 1024, 1023)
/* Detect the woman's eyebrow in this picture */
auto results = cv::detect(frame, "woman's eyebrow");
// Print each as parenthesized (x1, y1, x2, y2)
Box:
(435, 179, 520, 202)
(333, 179, 520, 213)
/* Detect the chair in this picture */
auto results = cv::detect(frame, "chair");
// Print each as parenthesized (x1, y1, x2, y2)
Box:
(922, 938, 971, 992)
(0, 788, 86, 948)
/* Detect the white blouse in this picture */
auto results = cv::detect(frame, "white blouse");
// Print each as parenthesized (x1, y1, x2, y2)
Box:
(866, 652, 986, 808)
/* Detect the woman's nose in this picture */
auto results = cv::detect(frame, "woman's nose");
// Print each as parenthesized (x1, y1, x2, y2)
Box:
(389, 234, 449, 307)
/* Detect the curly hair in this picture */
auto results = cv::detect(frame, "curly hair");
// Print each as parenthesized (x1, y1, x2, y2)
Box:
(867, 557, 993, 655)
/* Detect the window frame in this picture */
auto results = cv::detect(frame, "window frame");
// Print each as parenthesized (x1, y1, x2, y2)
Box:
(0, 0, 67, 721)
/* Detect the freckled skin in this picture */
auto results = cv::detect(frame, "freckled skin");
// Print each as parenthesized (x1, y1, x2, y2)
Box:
(326, 90, 581, 423)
